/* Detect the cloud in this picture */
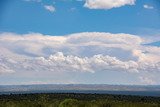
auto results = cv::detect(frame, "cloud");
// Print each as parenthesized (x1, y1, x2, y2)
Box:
(44, 5, 56, 13)
(0, 32, 160, 72)
(84, 0, 136, 9)
(1, 52, 139, 73)
(0, 63, 14, 74)
(69, 7, 77, 12)
(139, 76, 155, 85)
(143, 4, 154, 9)
(24, 0, 56, 13)
(24, 0, 42, 2)
(0, 32, 160, 84)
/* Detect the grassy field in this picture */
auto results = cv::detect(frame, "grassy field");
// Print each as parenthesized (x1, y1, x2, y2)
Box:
(0, 93, 160, 107)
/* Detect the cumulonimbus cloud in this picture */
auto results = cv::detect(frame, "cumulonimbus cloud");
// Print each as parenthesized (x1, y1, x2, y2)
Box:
(0, 32, 159, 75)
(84, 0, 136, 9)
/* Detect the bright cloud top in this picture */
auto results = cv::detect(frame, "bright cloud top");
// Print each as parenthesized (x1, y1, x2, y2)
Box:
(0, 32, 160, 84)
(84, 0, 136, 9)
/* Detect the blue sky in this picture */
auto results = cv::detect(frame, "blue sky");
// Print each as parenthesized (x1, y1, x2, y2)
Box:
(0, 0, 160, 85)
(0, 0, 160, 36)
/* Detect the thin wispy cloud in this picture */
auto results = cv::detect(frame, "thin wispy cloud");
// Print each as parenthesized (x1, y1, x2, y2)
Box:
(44, 5, 56, 13)
(24, 0, 42, 2)
(69, 7, 77, 12)
(24, 0, 56, 13)
(143, 4, 154, 9)
(139, 76, 156, 85)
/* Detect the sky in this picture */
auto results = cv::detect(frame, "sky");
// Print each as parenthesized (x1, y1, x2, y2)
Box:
(0, 0, 160, 85)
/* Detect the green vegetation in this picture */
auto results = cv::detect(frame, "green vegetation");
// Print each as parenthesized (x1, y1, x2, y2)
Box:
(0, 93, 160, 107)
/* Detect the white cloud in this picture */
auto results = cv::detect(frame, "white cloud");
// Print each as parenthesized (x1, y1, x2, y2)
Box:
(0, 63, 14, 74)
(24, 0, 56, 13)
(84, 0, 136, 9)
(24, 0, 42, 2)
(4, 52, 139, 73)
(143, 4, 154, 9)
(0, 32, 160, 84)
(44, 5, 56, 13)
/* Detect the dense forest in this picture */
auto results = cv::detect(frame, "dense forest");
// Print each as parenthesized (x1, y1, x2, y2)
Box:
(0, 93, 160, 107)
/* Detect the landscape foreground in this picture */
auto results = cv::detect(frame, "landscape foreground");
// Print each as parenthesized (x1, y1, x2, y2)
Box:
(0, 93, 160, 107)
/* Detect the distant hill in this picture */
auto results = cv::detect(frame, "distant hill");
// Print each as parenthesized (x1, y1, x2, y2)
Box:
(0, 84, 160, 96)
